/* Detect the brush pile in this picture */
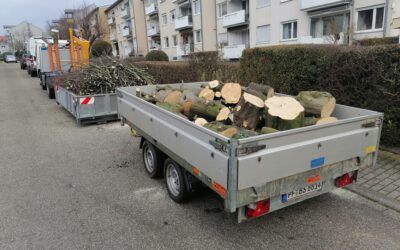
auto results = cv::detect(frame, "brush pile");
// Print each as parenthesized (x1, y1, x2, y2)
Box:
(54, 59, 154, 95)
(139, 80, 337, 139)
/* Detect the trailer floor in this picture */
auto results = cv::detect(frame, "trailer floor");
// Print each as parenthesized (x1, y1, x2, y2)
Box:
(1, 62, 400, 249)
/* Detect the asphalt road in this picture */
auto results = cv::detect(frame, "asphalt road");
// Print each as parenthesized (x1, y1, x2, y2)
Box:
(1, 62, 400, 249)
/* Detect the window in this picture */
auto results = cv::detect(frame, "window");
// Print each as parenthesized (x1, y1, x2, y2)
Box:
(173, 35, 178, 46)
(164, 37, 169, 48)
(195, 30, 202, 43)
(193, 0, 201, 15)
(162, 13, 168, 25)
(217, 32, 228, 46)
(217, 2, 227, 18)
(257, 0, 271, 8)
(357, 7, 384, 31)
(256, 25, 270, 44)
(282, 21, 297, 40)
(170, 10, 176, 23)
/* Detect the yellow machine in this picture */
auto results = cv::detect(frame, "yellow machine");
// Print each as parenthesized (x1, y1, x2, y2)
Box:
(68, 28, 90, 70)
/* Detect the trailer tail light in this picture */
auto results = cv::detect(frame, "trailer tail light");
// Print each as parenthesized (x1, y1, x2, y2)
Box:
(335, 172, 357, 188)
(245, 199, 270, 218)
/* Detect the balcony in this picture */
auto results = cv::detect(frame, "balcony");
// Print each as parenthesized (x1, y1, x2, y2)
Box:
(175, 16, 192, 30)
(120, 8, 130, 18)
(108, 17, 115, 25)
(177, 43, 194, 57)
(301, 0, 350, 11)
(222, 10, 248, 28)
(222, 44, 247, 60)
(147, 26, 160, 37)
(149, 45, 161, 51)
(145, 3, 158, 16)
(122, 27, 131, 37)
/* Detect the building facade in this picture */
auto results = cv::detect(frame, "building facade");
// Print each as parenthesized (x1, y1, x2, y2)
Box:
(142, 0, 217, 60)
(5, 22, 43, 52)
(0, 36, 10, 54)
(106, 0, 147, 58)
(87, 6, 111, 43)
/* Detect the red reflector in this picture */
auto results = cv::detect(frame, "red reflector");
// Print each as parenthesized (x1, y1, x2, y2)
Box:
(246, 199, 270, 218)
(335, 173, 354, 188)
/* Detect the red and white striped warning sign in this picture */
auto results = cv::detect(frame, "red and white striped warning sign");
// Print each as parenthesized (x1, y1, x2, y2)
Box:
(80, 97, 95, 105)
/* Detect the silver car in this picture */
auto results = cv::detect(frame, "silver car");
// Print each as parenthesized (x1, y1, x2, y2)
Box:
(5, 55, 17, 63)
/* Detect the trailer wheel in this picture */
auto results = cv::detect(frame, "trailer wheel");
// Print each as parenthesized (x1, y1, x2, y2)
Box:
(142, 140, 164, 178)
(46, 83, 55, 99)
(30, 70, 37, 77)
(164, 158, 188, 203)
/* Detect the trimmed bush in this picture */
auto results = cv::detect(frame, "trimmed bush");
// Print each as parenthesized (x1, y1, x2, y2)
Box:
(91, 40, 112, 57)
(145, 50, 169, 61)
(354, 36, 399, 46)
(240, 44, 400, 146)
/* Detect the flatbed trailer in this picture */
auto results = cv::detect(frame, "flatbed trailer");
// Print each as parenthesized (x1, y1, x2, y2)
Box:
(117, 82, 383, 222)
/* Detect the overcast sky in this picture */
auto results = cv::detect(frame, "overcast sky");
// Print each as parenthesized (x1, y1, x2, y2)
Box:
(0, 0, 116, 35)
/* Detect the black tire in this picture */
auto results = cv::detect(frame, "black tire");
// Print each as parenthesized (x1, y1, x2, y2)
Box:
(164, 158, 189, 203)
(27, 67, 31, 75)
(30, 70, 37, 77)
(46, 83, 55, 99)
(142, 140, 164, 178)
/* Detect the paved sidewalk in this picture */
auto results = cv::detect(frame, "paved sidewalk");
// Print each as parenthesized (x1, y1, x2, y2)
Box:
(348, 150, 400, 212)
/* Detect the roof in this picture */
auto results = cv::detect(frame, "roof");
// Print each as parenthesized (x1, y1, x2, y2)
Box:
(0, 36, 8, 42)
(105, 0, 124, 13)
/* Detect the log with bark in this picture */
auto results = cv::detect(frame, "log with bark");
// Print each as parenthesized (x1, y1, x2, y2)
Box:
(297, 91, 336, 118)
(156, 102, 183, 114)
(265, 96, 305, 130)
(247, 83, 274, 99)
(316, 117, 338, 125)
(233, 92, 265, 129)
(164, 90, 182, 104)
(189, 101, 226, 121)
(260, 127, 279, 134)
(198, 88, 215, 101)
(204, 122, 259, 139)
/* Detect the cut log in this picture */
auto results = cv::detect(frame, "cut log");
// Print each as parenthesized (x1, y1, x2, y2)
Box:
(247, 83, 274, 99)
(154, 89, 172, 103)
(179, 89, 201, 104)
(216, 107, 230, 121)
(215, 91, 222, 99)
(156, 102, 183, 114)
(297, 91, 336, 118)
(204, 122, 259, 139)
(198, 88, 215, 101)
(164, 90, 182, 104)
(234, 92, 265, 129)
(260, 127, 279, 134)
(265, 96, 305, 130)
(208, 80, 220, 89)
(190, 101, 225, 121)
(303, 116, 319, 126)
(221, 83, 242, 104)
(182, 101, 192, 117)
(220, 127, 238, 138)
(194, 118, 208, 126)
(316, 117, 338, 125)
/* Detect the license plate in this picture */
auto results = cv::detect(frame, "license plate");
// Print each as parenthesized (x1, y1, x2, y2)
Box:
(282, 182, 323, 202)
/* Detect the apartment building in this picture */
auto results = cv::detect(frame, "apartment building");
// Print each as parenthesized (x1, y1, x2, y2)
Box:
(217, 0, 400, 59)
(87, 6, 111, 42)
(105, 0, 147, 58)
(143, 0, 217, 60)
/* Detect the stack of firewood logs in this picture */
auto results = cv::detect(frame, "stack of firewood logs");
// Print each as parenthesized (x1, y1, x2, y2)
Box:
(139, 80, 337, 139)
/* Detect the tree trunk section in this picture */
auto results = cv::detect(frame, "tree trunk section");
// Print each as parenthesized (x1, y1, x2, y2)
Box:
(297, 91, 336, 118)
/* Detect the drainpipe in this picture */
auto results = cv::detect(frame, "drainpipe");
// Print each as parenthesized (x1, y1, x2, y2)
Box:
(383, 0, 390, 37)
(142, 0, 149, 53)
(348, 1, 354, 45)
(200, 0, 204, 51)
(214, 0, 218, 53)
(131, 0, 139, 55)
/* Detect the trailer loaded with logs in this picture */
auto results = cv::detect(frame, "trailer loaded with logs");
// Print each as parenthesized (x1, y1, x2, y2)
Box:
(117, 81, 383, 222)
(136, 80, 338, 138)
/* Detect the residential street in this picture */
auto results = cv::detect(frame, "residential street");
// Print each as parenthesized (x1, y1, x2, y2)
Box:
(1, 62, 400, 249)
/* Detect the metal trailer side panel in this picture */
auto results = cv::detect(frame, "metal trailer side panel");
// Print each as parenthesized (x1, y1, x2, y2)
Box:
(55, 86, 75, 115)
(117, 88, 230, 189)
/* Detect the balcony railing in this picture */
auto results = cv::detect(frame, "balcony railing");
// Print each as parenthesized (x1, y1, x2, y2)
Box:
(222, 10, 248, 28)
(147, 26, 160, 37)
(122, 27, 131, 37)
(222, 44, 247, 59)
(108, 17, 115, 25)
(149, 45, 161, 51)
(301, 0, 350, 11)
(120, 8, 130, 18)
(145, 3, 158, 15)
(177, 43, 194, 57)
(175, 15, 193, 30)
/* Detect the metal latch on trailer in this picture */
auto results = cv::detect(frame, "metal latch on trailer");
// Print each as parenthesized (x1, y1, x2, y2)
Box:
(209, 139, 228, 153)
(236, 144, 266, 156)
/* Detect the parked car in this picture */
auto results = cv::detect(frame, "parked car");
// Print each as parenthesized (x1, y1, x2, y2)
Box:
(20, 53, 29, 69)
(5, 55, 17, 63)
(1, 52, 13, 62)
(27, 55, 38, 76)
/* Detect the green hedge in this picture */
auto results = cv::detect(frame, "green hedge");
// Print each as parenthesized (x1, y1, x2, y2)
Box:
(354, 36, 399, 46)
(240, 45, 400, 146)
(145, 50, 169, 61)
